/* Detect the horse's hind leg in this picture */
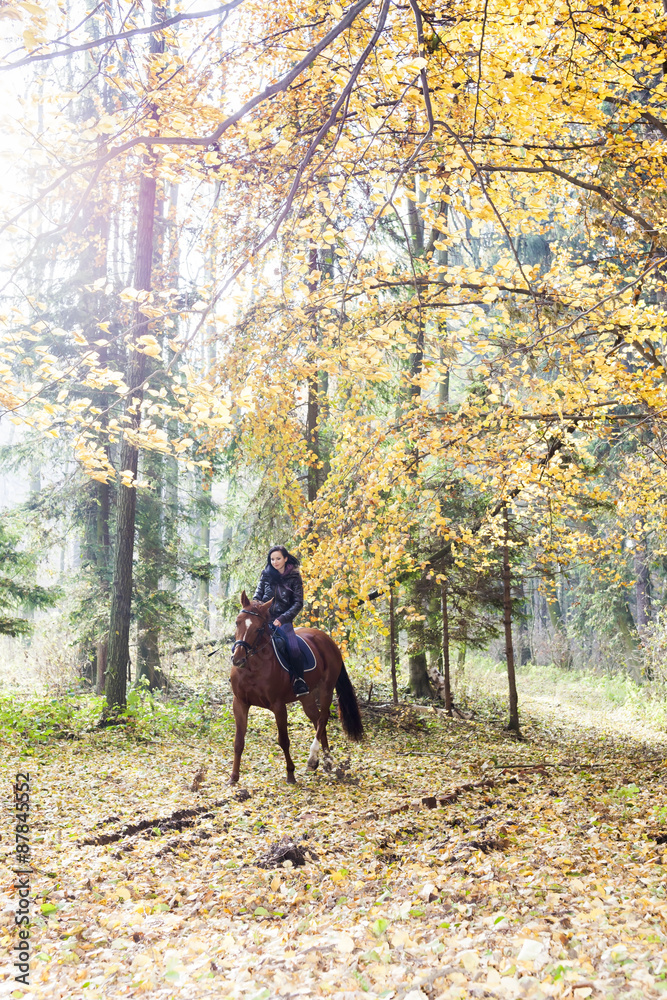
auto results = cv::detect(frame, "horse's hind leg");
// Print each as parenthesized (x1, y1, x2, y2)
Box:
(273, 703, 296, 783)
(302, 698, 333, 770)
(316, 702, 333, 769)
(230, 696, 249, 785)
(300, 699, 321, 770)
(317, 703, 332, 759)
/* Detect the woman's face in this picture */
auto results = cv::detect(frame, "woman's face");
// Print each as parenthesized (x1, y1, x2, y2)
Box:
(270, 549, 287, 573)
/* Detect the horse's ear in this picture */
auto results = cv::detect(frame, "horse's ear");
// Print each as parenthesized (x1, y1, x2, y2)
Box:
(260, 597, 274, 611)
(240, 590, 250, 608)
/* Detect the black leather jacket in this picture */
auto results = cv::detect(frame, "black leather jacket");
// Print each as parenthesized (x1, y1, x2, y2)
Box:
(253, 564, 304, 624)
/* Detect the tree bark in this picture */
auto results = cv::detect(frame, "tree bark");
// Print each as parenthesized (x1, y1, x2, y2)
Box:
(409, 650, 431, 698)
(105, 167, 157, 710)
(441, 579, 453, 716)
(95, 639, 107, 697)
(613, 595, 641, 668)
(545, 574, 565, 632)
(438, 350, 449, 406)
(138, 628, 162, 689)
(105, 2, 164, 711)
(407, 576, 433, 699)
(193, 466, 212, 632)
(306, 372, 319, 503)
(634, 535, 652, 680)
(634, 536, 652, 630)
(137, 450, 165, 690)
(502, 504, 521, 737)
(544, 570, 571, 669)
(306, 246, 329, 502)
(389, 586, 398, 705)
(516, 581, 531, 666)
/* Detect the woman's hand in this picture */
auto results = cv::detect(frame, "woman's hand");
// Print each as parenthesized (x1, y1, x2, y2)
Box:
(273, 618, 282, 627)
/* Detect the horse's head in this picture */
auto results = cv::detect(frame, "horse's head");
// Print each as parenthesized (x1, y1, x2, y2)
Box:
(231, 591, 273, 666)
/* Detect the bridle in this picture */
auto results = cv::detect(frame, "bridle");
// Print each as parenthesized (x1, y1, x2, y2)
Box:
(231, 608, 269, 661)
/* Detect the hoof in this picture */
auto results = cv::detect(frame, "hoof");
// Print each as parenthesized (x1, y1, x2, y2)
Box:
(286, 771, 297, 784)
(228, 775, 239, 785)
(306, 758, 319, 771)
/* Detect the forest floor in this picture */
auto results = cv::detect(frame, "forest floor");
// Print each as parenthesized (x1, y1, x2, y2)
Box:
(1, 663, 667, 1000)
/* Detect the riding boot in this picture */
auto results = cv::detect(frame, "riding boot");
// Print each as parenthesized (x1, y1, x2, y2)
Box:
(290, 658, 309, 698)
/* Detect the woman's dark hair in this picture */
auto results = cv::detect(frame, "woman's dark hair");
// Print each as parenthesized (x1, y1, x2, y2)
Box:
(265, 545, 300, 568)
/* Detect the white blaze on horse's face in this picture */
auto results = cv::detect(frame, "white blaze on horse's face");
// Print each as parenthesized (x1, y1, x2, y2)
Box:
(233, 611, 256, 665)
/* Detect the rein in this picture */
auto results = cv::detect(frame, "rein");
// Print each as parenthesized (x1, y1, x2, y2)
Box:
(231, 609, 270, 660)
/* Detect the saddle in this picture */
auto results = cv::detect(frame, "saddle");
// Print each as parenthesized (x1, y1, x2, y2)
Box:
(270, 630, 317, 674)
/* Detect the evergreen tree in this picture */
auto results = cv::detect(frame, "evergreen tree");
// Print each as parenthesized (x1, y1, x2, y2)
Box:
(0, 520, 60, 636)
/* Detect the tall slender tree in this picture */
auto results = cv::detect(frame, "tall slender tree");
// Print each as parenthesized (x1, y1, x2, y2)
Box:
(105, 3, 165, 710)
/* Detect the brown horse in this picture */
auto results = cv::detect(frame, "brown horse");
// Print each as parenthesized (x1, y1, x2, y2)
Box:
(229, 591, 363, 784)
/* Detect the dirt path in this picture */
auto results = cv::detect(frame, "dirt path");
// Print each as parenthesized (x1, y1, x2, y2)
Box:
(461, 659, 667, 759)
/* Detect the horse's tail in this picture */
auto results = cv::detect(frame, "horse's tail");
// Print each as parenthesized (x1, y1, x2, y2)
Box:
(335, 663, 364, 742)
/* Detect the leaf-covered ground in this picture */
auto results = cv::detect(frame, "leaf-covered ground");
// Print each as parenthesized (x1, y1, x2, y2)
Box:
(2, 677, 667, 1000)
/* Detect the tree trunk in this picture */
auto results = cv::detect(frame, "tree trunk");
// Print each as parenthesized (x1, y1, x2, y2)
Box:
(516, 581, 531, 666)
(306, 375, 319, 503)
(613, 595, 641, 668)
(95, 639, 107, 697)
(138, 628, 162, 689)
(441, 579, 453, 716)
(634, 537, 652, 630)
(105, 2, 165, 711)
(197, 536, 211, 631)
(545, 574, 565, 632)
(502, 504, 521, 737)
(306, 247, 330, 501)
(438, 349, 449, 406)
(95, 474, 111, 684)
(457, 625, 467, 677)
(194, 467, 212, 632)
(407, 576, 433, 699)
(409, 650, 431, 698)
(389, 586, 398, 705)
(137, 450, 165, 690)
(163, 453, 179, 591)
(544, 570, 571, 669)
(634, 536, 652, 680)
(105, 166, 157, 710)
(106, 407, 143, 708)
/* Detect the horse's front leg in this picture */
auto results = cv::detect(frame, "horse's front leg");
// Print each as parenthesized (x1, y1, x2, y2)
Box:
(273, 702, 296, 783)
(229, 695, 249, 784)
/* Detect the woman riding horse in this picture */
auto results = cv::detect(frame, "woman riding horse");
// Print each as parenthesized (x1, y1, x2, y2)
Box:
(253, 545, 308, 697)
(230, 591, 364, 783)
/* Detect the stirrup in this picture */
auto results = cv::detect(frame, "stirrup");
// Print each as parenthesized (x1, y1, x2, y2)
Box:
(292, 676, 309, 698)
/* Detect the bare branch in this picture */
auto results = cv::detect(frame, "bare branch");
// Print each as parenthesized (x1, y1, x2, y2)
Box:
(475, 159, 656, 234)
(1, 1, 246, 71)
